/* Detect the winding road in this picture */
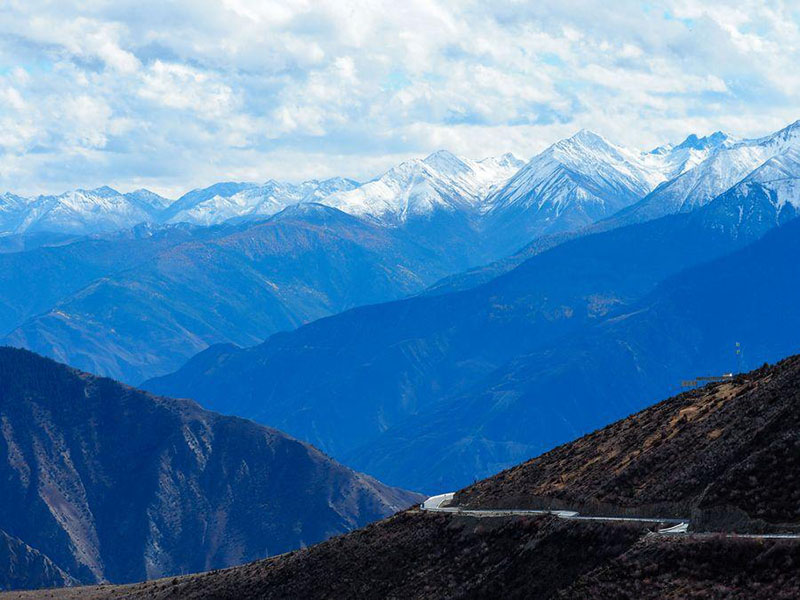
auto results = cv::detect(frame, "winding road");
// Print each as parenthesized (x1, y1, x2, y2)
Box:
(420, 492, 800, 539)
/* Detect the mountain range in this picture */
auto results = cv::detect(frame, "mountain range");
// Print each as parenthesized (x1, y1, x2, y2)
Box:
(0, 206, 479, 383)
(3, 120, 800, 387)
(4, 122, 796, 244)
(145, 167, 800, 492)
(0, 347, 419, 588)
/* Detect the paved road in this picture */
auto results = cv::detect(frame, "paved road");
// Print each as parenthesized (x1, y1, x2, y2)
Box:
(422, 492, 685, 527)
(420, 492, 800, 538)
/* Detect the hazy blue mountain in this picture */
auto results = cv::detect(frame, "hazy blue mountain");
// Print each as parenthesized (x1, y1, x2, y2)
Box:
(350, 216, 800, 491)
(0, 224, 204, 338)
(6, 122, 800, 391)
(143, 186, 792, 491)
(0, 347, 419, 588)
(2, 205, 469, 383)
(0, 231, 86, 254)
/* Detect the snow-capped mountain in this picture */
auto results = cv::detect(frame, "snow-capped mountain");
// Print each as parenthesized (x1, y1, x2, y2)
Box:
(489, 130, 660, 211)
(646, 131, 736, 179)
(124, 189, 172, 213)
(480, 130, 669, 253)
(160, 182, 255, 224)
(616, 121, 800, 224)
(324, 150, 524, 225)
(0, 192, 28, 233)
(3, 120, 799, 244)
(694, 146, 800, 239)
(6, 187, 171, 235)
(164, 178, 360, 226)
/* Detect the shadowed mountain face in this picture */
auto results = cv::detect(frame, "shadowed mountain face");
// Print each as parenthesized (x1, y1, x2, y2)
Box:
(348, 216, 800, 491)
(0, 347, 420, 588)
(0, 531, 76, 591)
(145, 196, 797, 492)
(1, 205, 475, 384)
(19, 354, 800, 600)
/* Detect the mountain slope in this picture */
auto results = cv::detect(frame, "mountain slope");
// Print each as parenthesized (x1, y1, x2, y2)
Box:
(22, 354, 800, 600)
(456, 354, 800, 527)
(0, 347, 419, 588)
(144, 190, 789, 485)
(352, 215, 800, 491)
(0, 194, 29, 234)
(3, 205, 465, 383)
(0, 225, 204, 338)
(428, 135, 800, 296)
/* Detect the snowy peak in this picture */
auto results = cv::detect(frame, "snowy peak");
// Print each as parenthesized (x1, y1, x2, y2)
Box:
(0, 192, 29, 233)
(0, 192, 26, 211)
(618, 119, 800, 223)
(695, 147, 800, 240)
(645, 131, 736, 181)
(674, 131, 731, 152)
(295, 177, 360, 201)
(487, 128, 660, 219)
(1, 186, 171, 235)
(564, 128, 609, 147)
(753, 119, 800, 153)
(422, 149, 471, 175)
(125, 189, 172, 213)
(82, 185, 121, 198)
(650, 131, 733, 156)
(164, 177, 360, 226)
(3, 119, 799, 238)
(479, 152, 525, 170)
(743, 147, 800, 184)
(324, 151, 520, 225)
(163, 182, 256, 221)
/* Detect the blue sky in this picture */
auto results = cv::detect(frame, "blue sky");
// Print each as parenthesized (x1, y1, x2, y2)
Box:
(0, 0, 798, 197)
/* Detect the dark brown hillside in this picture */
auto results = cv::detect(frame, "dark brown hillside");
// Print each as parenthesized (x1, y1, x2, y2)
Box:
(561, 535, 800, 600)
(0, 513, 651, 600)
(456, 355, 800, 531)
(7, 512, 800, 600)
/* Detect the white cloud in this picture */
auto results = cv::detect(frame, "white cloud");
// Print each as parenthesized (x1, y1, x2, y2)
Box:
(138, 61, 237, 119)
(0, 0, 798, 196)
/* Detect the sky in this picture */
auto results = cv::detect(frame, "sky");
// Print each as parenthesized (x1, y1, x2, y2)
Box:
(0, 0, 799, 198)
